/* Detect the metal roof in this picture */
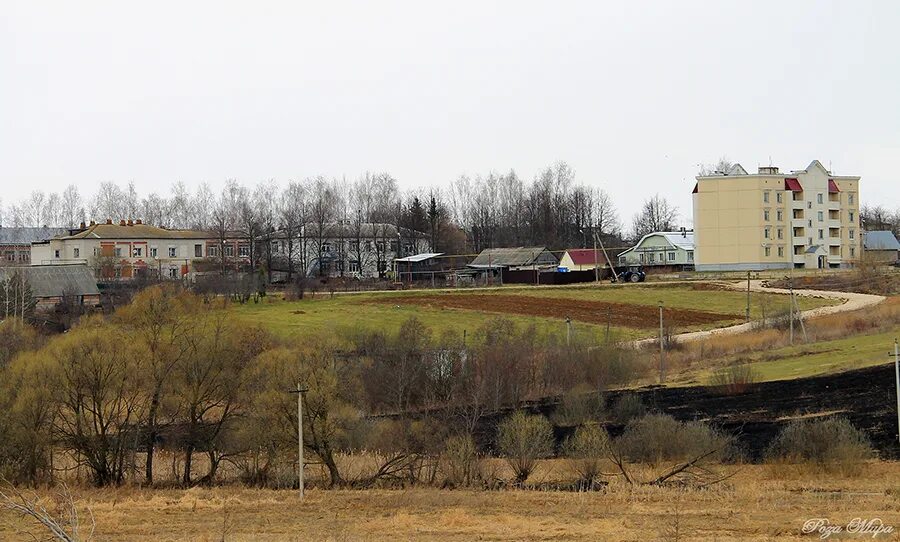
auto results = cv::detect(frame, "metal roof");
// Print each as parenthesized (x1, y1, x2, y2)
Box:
(0, 265, 99, 298)
(468, 247, 558, 268)
(0, 226, 69, 245)
(863, 231, 900, 251)
(395, 252, 444, 263)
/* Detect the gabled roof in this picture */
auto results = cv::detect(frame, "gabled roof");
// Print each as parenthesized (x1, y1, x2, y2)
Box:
(828, 179, 840, 194)
(468, 247, 558, 268)
(0, 226, 69, 245)
(395, 252, 444, 263)
(619, 232, 694, 256)
(0, 265, 99, 298)
(60, 223, 212, 240)
(784, 178, 803, 191)
(863, 231, 900, 251)
(563, 249, 607, 265)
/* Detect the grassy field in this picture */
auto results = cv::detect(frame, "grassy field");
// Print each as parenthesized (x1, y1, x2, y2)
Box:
(2, 463, 897, 541)
(233, 283, 835, 342)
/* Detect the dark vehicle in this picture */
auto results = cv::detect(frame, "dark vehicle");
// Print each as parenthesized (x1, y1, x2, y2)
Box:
(615, 265, 646, 283)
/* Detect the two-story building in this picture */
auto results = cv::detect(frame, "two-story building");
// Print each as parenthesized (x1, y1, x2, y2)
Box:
(692, 160, 860, 271)
(32, 219, 250, 280)
(0, 226, 68, 266)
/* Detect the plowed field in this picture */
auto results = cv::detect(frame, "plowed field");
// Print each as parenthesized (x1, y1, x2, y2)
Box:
(382, 293, 736, 329)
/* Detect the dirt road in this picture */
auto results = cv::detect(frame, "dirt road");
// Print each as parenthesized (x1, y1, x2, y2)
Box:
(632, 280, 886, 347)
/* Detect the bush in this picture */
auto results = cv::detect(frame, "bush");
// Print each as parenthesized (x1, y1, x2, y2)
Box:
(562, 423, 610, 488)
(552, 384, 605, 427)
(711, 363, 757, 395)
(497, 411, 554, 485)
(609, 394, 646, 425)
(442, 434, 478, 487)
(616, 414, 734, 464)
(766, 417, 872, 471)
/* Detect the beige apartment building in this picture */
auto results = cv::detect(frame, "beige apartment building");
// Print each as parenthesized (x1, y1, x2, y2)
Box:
(692, 160, 860, 271)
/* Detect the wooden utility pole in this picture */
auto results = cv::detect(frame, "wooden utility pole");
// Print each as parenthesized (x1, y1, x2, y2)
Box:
(658, 301, 665, 384)
(592, 233, 599, 282)
(746, 271, 751, 322)
(895, 339, 900, 445)
(290, 383, 308, 500)
(566, 316, 572, 346)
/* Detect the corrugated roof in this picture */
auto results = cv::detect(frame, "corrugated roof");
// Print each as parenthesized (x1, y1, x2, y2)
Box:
(0, 226, 69, 245)
(828, 179, 840, 194)
(864, 231, 900, 251)
(564, 249, 607, 266)
(784, 178, 803, 191)
(61, 223, 213, 240)
(619, 232, 694, 257)
(0, 265, 99, 298)
(469, 247, 558, 268)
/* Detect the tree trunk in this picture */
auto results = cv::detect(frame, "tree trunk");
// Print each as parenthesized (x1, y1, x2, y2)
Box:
(144, 392, 160, 484)
(182, 445, 194, 486)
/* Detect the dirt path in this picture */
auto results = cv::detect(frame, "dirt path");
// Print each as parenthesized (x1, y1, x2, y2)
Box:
(631, 280, 886, 347)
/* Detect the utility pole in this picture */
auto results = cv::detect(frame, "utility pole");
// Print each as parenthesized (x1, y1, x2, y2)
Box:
(290, 383, 309, 500)
(789, 269, 795, 346)
(746, 271, 751, 323)
(658, 301, 665, 384)
(593, 232, 599, 283)
(566, 316, 572, 346)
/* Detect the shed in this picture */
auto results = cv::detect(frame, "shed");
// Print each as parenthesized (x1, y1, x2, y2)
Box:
(468, 247, 558, 270)
(863, 231, 900, 263)
(0, 264, 101, 309)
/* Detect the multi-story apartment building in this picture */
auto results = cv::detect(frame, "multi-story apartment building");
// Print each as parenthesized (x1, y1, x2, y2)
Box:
(693, 160, 860, 271)
(31, 219, 250, 280)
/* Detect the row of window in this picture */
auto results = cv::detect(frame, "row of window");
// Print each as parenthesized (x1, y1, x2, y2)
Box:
(761, 245, 857, 258)
(621, 250, 694, 265)
(763, 191, 856, 205)
(53, 243, 251, 260)
(764, 227, 855, 240)
(764, 209, 856, 223)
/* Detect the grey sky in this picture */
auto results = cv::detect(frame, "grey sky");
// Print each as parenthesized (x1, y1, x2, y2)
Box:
(2, 0, 899, 224)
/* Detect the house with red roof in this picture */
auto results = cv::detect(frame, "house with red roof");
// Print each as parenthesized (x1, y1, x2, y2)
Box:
(559, 248, 610, 272)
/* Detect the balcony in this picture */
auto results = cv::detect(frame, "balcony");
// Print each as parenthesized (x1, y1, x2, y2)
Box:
(791, 199, 806, 210)
(827, 199, 841, 210)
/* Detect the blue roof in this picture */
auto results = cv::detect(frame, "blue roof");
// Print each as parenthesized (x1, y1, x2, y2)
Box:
(864, 231, 900, 251)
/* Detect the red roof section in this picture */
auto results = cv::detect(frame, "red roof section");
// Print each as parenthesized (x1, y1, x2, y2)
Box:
(828, 179, 840, 193)
(784, 178, 803, 191)
(565, 249, 608, 266)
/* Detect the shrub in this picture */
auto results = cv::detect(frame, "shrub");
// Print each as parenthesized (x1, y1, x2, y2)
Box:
(609, 394, 646, 425)
(442, 434, 478, 487)
(497, 411, 555, 485)
(562, 423, 610, 488)
(552, 384, 605, 427)
(710, 363, 757, 395)
(766, 417, 873, 472)
(617, 414, 734, 464)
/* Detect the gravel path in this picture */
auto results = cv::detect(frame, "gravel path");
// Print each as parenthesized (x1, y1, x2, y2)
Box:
(632, 280, 886, 347)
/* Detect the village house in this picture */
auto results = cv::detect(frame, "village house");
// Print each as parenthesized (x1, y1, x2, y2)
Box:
(862, 231, 900, 263)
(31, 219, 250, 280)
(0, 264, 100, 310)
(0, 226, 68, 266)
(692, 160, 861, 270)
(618, 231, 695, 270)
(268, 222, 431, 279)
(559, 248, 611, 273)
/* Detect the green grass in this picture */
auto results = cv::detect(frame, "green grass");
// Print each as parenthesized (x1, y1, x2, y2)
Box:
(677, 326, 900, 386)
(231, 283, 836, 342)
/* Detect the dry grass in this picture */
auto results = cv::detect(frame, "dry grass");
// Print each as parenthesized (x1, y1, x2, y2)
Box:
(1, 462, 898, 541)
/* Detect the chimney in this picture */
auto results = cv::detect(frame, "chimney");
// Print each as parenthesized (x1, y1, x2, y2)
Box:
(106, 219, 113, 225)
(119, 219, 126, 226)
(89, 220, 96, 226)
(79, 221, 86, 229)
(135, 219, 142, 225)
(758, 166, 780, 175)
(127, 219, 134, 226)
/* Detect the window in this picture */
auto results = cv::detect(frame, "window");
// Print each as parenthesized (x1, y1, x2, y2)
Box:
(224, 244, 234, 257)
(807, 201, 812, 209)
(133, 247, 143, 257)
(764, 246, 771, 257)
(778, 246, 784, 257)
(365, 240, 373, 251)
(850, 247, 856, 257)
(238, 245, 250, 257)
(647, 253, 655, 263)
(763, 191, 770, 203)
(195, 244, 203, 257)
(114, 247, 122, 257)
(776, 192, 783, 204)
(639, 253, 645, 263)
(208, 245, 218, 257)
(93, 247, 100, 257)
(817, 193, 824, 204)
(150, 247, 158, 258)
(169, 268, 178, 278)
(818, 229, 824, 240)
(687, 251, 694, 262)
(764, 209, 770, 221)
(849, 211, 855, 222)
(4, 252, 13, 262)
(619, 256, 627, 265)
(777, 210, 783, 221)
(848, 193, 855, 204)
(73, 248, 80, 258)
(777, 228, 783, 240)
(349, 260, 360, 273)
(322, 243, 332, 253)
(667, 252, 676, 261)
(849, 229, 855, 239)
(168, 247, 177, 258)
(817, 211, 824, 222)
(764, 227, 770, 239)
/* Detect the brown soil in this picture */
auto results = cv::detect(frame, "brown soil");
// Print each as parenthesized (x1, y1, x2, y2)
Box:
(379, 293, 736, 329)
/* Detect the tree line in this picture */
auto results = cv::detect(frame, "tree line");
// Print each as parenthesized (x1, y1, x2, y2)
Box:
(0, 163, 693, 255)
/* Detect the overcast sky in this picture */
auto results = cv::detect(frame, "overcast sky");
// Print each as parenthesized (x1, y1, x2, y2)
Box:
(2, 1, 899, 224)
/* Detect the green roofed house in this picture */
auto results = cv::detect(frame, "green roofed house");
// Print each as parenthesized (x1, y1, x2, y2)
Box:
(617, 231, 695, 271)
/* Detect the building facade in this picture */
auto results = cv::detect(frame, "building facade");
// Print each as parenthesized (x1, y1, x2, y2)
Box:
(692, 160, 860, 271)
(617, 232, 695, 269)
(0, 226, 68, 266)
(32, 220, 250, 280)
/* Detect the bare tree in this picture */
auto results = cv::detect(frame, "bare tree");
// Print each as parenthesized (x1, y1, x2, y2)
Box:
(631, 194, 679, 239)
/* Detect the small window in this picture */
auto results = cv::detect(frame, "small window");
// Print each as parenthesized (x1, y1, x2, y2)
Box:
(150, 247, 158, 258)
(133, 247, 142, 257)
(195, 244, 203, 257)
(764, 246, 771, 257)
(619, 256, 627, 265)
(667, 252, 676, 261)
(208, 245, 219, 257)
(687, 251, 694, 262)
(777, 246, 784, 257)
(93, 247, 100, 257)
(817, 193, 823, 204)
(647, 253, 654, 263)
(849, 193, 855, 204)
(763, 191, 770, 203)
(238, 245, 250, 257)
(73, 248, 80, 258)
(849, 211, 855, 222)
(349, 260, 360, 273)
(764, 228, 770, 239)
(850, 247, 856, 257)
(808, 201, 812, 209)
(777, 228, 783, 240)
(114, 247, 122, 257)
(776, 192, 783, 203)
(224, 245, 234, 257)
(169, 268, 178, 278)
(776, 210, 783, 221)
(849, 229, 855, 239)
(818, 229, 824, 240)
(817, 211, 824, 222)
(764, 210, 770, 221)
(322, 243, 332, 253)
(54, 250, 60, 258)
(168, 247, 177, 258)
